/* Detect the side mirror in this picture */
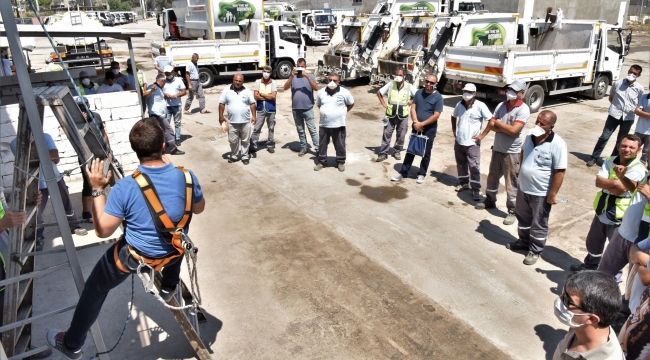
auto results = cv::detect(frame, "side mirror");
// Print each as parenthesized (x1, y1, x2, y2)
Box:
(157, 16, 160, 26)
(626, 33, 632, 45)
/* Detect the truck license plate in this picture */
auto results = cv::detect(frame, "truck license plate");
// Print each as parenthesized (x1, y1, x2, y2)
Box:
(476, 92, 486, 98)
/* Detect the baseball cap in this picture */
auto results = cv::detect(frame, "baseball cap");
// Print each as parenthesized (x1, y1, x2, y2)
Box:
(79, 70, 89, 78)
(462, 83, 476, 92)
(507, 80, 526, 92)
(75, 96, 89, 107)
(44, 57, 52, 63)
(163, 65, 174, 73)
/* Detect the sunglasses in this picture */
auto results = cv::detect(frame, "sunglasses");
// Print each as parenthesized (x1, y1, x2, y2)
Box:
(561, 287, 585, 311)
(425, 81, 437, 85)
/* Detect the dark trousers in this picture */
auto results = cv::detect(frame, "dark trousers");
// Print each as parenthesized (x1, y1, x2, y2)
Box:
(400, 126, 437, 177)
(150, 114, 178, 153)
(318, 126, 346, 165)
(454, 141, 481, 189)
(591, 115, 633, 159)
(597, 229, 633, 277)
(65, 239, 182, 350)
(584, 215, 619, 267)
(515, 189, 552, 254)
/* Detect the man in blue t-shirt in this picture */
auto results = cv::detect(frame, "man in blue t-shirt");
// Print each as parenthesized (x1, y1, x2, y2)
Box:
(46, 118, 206, 360)
(391, 74, 444, 184)
(283, 58, 320, 157)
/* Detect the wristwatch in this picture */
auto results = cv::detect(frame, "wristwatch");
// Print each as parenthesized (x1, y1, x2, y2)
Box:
(91, 189, 106, 197)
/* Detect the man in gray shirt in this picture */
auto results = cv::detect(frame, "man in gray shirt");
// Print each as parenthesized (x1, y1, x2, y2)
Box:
(587, 65, 644, 167)
(143, 74, 183, 155)
(283, 58, 320, 157)
(184, 53, 207, 115)
(219, 74, 257, 165)
(474, 80, 530, 225)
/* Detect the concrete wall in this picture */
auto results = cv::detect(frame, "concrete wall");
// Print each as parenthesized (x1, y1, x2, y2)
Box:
(0, 91, 141, 191)
(0, 67, 98, 106)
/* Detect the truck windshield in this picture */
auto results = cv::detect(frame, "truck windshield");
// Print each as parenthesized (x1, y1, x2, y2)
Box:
(279, 25, 301, 44)
(315, 15, 334, 25)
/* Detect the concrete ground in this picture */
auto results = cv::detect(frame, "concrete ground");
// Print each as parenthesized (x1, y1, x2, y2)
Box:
(24, 18, 650, 360)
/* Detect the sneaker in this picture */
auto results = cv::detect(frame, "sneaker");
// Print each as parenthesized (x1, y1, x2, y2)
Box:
(475, 199, 496, 210)
(523, 251, 540, 265)
(503, 210, 516, 225)
(242, 159, 250, 165)
(586, 158, 597, 167)
(46, 329, 82, 360)
(394, 152, 401, 160)
(472, 189, 480, 201)
(170, 149, 185, 155)
(338, 163, 345, 172)
(391, 174, 403, 181)
(72, 227, 87, 236)
(455, 184, 470, 192)
(299, 148, 307, 157)
(268, 147, 275, 154)
(416, 175, 425, 184)
(376, 154, 388, 162)
(506, 240, 529, 252)
(314, 163, 325, 171)
(160, 284, 178, 302)
(569, 263, 598, 272)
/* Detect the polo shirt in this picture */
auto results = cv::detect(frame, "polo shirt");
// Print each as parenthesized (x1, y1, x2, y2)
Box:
(154, 55, 173, 73)
(315, 86, 354, 128)
(452, 99, 492, 146)
(492, 100, 530, 154)
(10, 133, 61, 190)
(219, 85, 255, 124)
(162, 77, 186, 107)
(290, 74, 317, 110)
(552, 327, 624, 360)
(186, 61, 199, 80)
(104, 163, 203, 257)
(609, 79, 645, 121)
(519, 132, 567, 196)
(634, 94, 650, 134)
(253, 78, 278, 112)
(145, 84, 168, 117)
(412, 89, 444, 132)
(96, 83, 123, 94)
(619, 174, 650, 243)
(596, 156, 647, 225)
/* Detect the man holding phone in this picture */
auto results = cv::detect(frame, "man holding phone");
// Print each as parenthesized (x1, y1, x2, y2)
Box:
(284, 58, 320, 157)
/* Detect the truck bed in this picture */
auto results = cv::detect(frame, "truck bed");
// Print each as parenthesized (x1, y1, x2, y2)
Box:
(152, 39, 263, 66)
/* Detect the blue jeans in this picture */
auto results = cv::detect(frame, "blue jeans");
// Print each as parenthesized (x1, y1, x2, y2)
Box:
(401, 126, 437, 177)
(166, 105, 182, 141)
(292, 108, 319, 151)
(591, 115, 633, 159)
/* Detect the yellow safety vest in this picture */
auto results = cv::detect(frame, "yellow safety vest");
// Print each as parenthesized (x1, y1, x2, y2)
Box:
(593, 156, 646, 224)
(79, 84, 99, 95)
(122, 69, 145, 90)
(385, 81, 411, 119)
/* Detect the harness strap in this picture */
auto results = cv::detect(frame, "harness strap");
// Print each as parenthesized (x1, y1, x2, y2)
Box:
(114, 241, 130, 274)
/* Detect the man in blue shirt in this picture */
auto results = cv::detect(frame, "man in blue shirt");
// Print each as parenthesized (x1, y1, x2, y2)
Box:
(391, 74, 444, 184)
(284, 58, 320, 157)
(46, 118, 205, 360)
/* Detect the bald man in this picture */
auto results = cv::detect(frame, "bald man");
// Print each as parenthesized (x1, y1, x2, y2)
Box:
(219, 74, 257, 165)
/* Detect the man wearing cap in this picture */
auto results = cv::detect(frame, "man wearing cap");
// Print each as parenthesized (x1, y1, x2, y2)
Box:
(144, 74, 184, 156)
(184, 53, 208, 115)
(474, 80, 530, 225)
(44, 57, 62, 72)
(76, 71, 98, 96)
(110, 61, 130, 90)
(451, 83, 492, 201)
(376, 68, 416, 162)
(96, 72, 123, 94)
(162, 65, 187, 146)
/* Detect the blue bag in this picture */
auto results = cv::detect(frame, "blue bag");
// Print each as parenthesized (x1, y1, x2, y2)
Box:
(406, 132, 428, 157)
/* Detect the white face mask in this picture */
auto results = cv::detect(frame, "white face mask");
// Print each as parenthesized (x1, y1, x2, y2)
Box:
(262, 72, 270, 79)
(529, 125, 546, 137)
(394, 76, 404, 83)
(506, 90, 518, 100)
(627, 73, 637, 82)
(112, 69, 120, 75)
(81, 78, 91, 86)
(554, 297, 592, 328)
(462, 93, 474, 101)
(327, 81, 338, 89)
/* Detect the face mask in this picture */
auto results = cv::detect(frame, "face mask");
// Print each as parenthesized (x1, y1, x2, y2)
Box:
(529, 125, 546, 137)
(112, 69, 120, 75)
(462, 93, 474, 101)
(394, 76, 403, 83)
(81, 78, 90, 86)
(262, 72, 270, 79)
(166, 74, 174, 81)
(327, 81, 338, 89)
(506, 90, 518, 100)
(627, 73, 637, 82)
(554, 297, 591, 328)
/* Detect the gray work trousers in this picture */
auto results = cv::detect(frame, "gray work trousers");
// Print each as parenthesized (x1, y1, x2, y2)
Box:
(597, 228, 633, 277)
(379, 117, 408, 155)
(251, 111, 276, 150)
(454, 141, 481, 189)
(486, 151, 520, 212)
(38, 179, 78, 238)
(515, 189, 552, 254)
(228, 122, 252, 160)
(634, 132, 650, 163)
(184, 80, 205, 111)
(318, 126, 346, 165)
(150, 114, 178, 153)
(584, 215, 619, 267)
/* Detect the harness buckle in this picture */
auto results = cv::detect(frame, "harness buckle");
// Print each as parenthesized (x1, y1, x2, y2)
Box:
(136, 259, 156, 294)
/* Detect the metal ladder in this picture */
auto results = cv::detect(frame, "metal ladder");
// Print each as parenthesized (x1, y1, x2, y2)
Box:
(70, 7, 88, 53)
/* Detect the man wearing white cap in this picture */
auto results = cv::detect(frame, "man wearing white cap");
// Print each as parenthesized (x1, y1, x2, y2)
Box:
(451, 83, 492, 201)
(44, 57, 62, 72)
(474, 80, 530, 225)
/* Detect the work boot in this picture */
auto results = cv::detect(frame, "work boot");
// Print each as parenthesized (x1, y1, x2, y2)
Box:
(523, 251, 540, 265)
(506, 240, 529, 252)
(569, 263, 598, 272)
(299, 148, 307, 157)
(160, 284, 178, 302)
(455, 184, 469, 192)
(171, 149, 185, 155)
(472, 189, 481, 201)
(586, 157, 597, 167)
(475, 199, 496, 210)
(268, 147, 275, 154)
(393, 151, 401, 160)
(338, 163, 345, 172)
(314, 163, 325, 171)
(503, 210, 516, 225)
(376, 154, 388, 162)
(72, 227, 87, 236)
(242, 159, 250, 165)
(46, 329, 82, 360)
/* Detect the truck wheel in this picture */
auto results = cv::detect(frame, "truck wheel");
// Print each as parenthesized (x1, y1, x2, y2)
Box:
(591, 75, 608, 100)
(275, 60, 293, 79)
(524, 84, 544, 113)
(198, 68, 214, 88)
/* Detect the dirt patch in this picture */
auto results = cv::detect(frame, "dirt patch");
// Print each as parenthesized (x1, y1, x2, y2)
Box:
(346, 179, 409, 202)
(351, 111, 379, 121)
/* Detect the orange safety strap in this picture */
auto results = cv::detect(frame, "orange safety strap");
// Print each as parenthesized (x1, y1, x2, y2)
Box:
(113, 240, 130, 274)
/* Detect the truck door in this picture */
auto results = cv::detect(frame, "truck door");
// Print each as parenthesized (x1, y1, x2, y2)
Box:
(600, 28, 624, 78)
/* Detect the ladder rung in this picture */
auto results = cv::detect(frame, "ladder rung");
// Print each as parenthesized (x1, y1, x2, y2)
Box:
(14, 303, 33, 341)
(8, 345, 48, 360)
(22, 204, 38, 230)
(15, 240, 35, 265)
(17, 279, 33, 310)
(24, 166, 39, 188)
(0, 304, 76, 333)
(14, 332, 31, 356)
(0, 263, 69, 288)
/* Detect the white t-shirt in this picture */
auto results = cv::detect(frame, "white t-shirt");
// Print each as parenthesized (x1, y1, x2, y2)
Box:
(96, 83, 123, 94)
(634, 94, 650, 135)
(162, 77, 186, 107)
(452, 99, 492, 146)
(315, 86, 354, 128)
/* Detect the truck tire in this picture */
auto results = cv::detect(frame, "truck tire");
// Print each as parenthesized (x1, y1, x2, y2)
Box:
(524, 84, 544, 113)
(591, 75, 608, 100)
(198, 68, 214, 88)
(275, 60, 293, 79)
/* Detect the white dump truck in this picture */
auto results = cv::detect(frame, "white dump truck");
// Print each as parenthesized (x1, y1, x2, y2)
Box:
(443, 19, 631, 112)
(151, 19, 305, 88)
(281, 10, 337, 45)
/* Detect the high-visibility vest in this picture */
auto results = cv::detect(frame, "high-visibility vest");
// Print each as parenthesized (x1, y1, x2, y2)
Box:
(593, 156, 646, 224)
(385, 81, 411, 119)
(122, 69, 145, 91)
(78, 84, 99, 96)
(635, 175, 650, 242)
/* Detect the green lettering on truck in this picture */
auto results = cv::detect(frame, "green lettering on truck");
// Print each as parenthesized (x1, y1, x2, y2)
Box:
(399, 2, 436, 13)
(218, 0, 257, 23)
(470, 23, 506, 46)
